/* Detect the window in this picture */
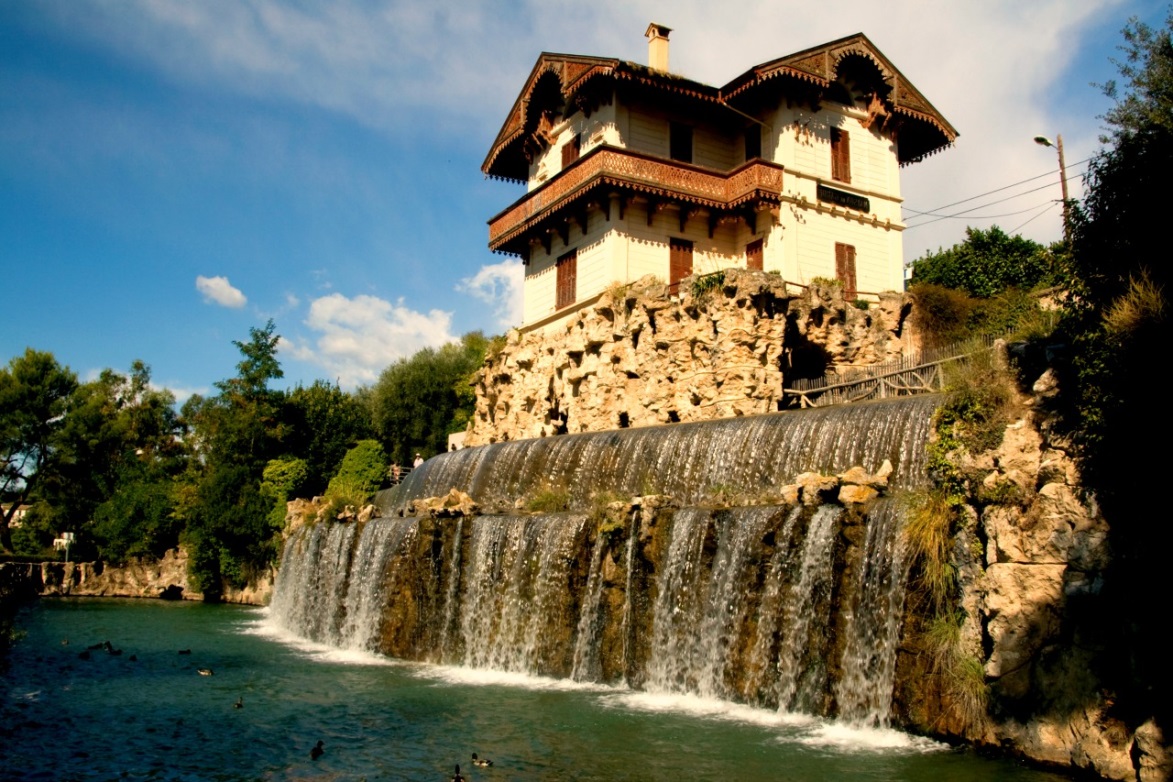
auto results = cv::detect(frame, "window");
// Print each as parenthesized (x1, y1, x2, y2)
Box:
(746, 239, 763, 271)
(830, 127, 851, 183)
(556, 249, 577, 310)
(670, 238, 693, 285)
(670, 122, 693, 163)
(744, 126, 761, 161)
(835, 242, 857, 298)
(561, 133, 581, 168)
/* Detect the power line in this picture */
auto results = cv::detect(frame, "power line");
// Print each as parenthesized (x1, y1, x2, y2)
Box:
(903, 181, 1064, 229)
(1006, 201, 1058, 235)
(903, 157, 1091, 223)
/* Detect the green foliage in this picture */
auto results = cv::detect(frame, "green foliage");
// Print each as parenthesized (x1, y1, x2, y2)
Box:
(938, 354, 1013, 455)
(325, 440, 387, 507)
(909, 284, 975, 347)
(0, 349, 78, 552)
(368, 332, 491, 465)
(525, 484, 570, 513)
(910, 284, 1054, 348)
(182, 323, 289, 598)
(904, 492, 958, 615)
(1053, 11, 1173, 717)
(910, 226, 1060, 298)
(90, 475, 182, 564)
(1103, 269, 1166, 337)
(182, 463, 277, 598)
(690, 271, 725, 298)
(589, 491, 628, 545)
(262, 457, 308, 529)
(284, 381, 373, 495)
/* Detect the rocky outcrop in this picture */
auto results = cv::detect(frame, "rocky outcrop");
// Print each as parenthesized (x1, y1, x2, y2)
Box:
(896, 352, 1172, 780)
(6, 547, 273, 605)
(28, 548, 196, 601)
(466, 271, 909, 444)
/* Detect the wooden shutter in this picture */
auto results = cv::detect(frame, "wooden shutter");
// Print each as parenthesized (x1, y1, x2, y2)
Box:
(561, 133, 580, 168)
(670, 238, 693, 284)
(556, 249, 577, 310)
(746, 239, 763, 271)
(835, 242, 857, 298)
(830, 128, 851, 183)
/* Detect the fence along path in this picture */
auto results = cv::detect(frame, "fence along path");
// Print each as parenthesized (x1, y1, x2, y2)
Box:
(781, 333, 1001, 409)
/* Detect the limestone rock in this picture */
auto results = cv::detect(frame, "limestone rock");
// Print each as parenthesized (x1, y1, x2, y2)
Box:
(795, 472, 839, 505)
(410, 489, 480, 518)
(838, 484, 878, 504)
(1134, 720, 1173, 782)
(465, 271, 909, 445)
(983, 563, 1066, 680)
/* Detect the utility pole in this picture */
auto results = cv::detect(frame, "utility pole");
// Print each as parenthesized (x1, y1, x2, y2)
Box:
(1034, 134, 1071, 246)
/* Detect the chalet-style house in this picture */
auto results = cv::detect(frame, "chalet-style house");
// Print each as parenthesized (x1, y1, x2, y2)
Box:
(483, 25, 956, 330)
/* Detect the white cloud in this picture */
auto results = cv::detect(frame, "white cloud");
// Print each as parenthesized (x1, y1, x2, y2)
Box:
(195, 275, 247, 308)
(456, 259, 524, 330)
(294, 292, 456, 387)
(55, 0, 1134, 257)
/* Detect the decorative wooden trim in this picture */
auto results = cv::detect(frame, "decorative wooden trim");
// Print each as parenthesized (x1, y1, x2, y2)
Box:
(487, 146, 785, 254)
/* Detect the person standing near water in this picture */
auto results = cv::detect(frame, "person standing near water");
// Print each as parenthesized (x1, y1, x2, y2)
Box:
(413, 453, 424, 469)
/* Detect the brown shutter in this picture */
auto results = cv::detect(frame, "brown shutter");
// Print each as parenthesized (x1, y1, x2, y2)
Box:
(556, 249, 577, 309)
(670, 238, 693, 285)
(835, 242, 857, 298)
(746, 238, 763, 271)
(831, 128, 851, 183)
(561, 134, 580, 168)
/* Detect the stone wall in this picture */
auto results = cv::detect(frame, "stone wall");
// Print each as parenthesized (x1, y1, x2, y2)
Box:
(466, 270, 909, 444)
(3, 547, 272, 606)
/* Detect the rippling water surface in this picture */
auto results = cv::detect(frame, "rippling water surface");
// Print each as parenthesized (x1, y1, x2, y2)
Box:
(1, 599, 1070, 781)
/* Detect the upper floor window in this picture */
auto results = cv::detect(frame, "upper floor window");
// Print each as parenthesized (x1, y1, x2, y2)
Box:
(830, 127, 851, 183)
(744, 126, 762, 161)
(670, 122, 693, 163)
(556, 249, 577, 310)
(561, 133, 581, 168)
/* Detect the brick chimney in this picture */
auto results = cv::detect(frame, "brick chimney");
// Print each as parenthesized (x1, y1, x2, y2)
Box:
(645, 23, 672, 72)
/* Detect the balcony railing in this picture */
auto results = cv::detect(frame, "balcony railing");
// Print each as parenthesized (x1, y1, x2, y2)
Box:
(488, 146, 784, 251)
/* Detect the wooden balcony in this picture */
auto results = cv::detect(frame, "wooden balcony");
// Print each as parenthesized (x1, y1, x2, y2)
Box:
(488, 146, 784, 255)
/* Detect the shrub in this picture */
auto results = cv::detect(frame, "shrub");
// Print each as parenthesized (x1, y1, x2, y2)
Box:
(325, 440, 388, 508)
(691, 271, 726, 298)
(525, 484, 570, 513)
(910, 284, 975, 347)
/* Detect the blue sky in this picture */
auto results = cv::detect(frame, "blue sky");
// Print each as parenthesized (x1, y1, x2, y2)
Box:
(2, 0, 1167, 399)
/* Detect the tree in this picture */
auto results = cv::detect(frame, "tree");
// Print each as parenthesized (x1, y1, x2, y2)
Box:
(325, 440, 387, 507)
(284, 380, 373, 495)
(909, 226, 1060, 299)
(368, 332, 490, 465)
(1055, 10, 1173, 729)
(0, 350, 78, 552)
(180, 321, 289, 598)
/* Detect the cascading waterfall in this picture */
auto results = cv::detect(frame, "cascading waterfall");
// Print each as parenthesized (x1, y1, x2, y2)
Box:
(570, 525, 608, 682)
(436, 516, 464, 662)
(834, 497, 913, 725)
(773, 505, 842, 713)
(269, 395, 940, 725)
